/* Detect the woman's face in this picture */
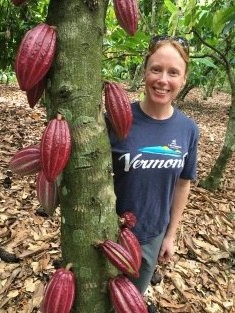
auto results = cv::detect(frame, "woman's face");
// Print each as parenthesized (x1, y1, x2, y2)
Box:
(144, 44, 187, 108)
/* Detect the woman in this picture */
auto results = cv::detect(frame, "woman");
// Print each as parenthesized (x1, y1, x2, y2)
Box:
(107, 36, 199, 312)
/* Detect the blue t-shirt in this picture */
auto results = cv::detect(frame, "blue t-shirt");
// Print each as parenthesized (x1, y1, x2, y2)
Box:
(108, 101, 199, 244)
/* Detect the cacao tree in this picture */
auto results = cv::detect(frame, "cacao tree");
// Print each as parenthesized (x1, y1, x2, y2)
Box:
(42, 1, 145, 310)
(193, 27, 235, 190)
(44, 1, 119, 311)
(201, 5, 235, 190)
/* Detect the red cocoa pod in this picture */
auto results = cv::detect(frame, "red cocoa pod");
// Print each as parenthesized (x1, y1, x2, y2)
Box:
(104, 82, 133, 140)
(15, 23, 56, 91)
(11, 0, 26, 5)
(26, 77, 46, 108)
(109, 275, 148, 313)
(98, 239, 139, 278)
(113, 0, 139, 36)
(118, 227, 142, 271)
(119, 211, 137, 229)
(40, 114, 71, 182)
(9, 144, 41, 176)
(40, 263, 75, 313)
(36, 171, 59, 216)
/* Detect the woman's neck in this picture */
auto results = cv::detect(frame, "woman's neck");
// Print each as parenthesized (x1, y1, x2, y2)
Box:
(140, 100, 174, 120)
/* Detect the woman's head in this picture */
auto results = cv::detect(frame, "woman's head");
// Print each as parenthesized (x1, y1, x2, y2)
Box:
(143, 36, 189, 109)
(144, 36, 189, 73)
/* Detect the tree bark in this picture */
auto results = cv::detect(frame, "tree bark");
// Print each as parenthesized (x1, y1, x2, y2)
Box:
(46, 1, 117, 312)
(177, 81, 195, 101)
(199, 145, 233, 190)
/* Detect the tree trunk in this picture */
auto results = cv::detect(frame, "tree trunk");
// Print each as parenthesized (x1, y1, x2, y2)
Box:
(177, 81, 195, 101)
(199, 68, 235, 190)
(199, 145, 233, 190)
(129, 63, 144, 91)
(46, 1, 117, 312)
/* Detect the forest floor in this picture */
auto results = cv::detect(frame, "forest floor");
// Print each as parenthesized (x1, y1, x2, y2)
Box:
(0, 84, 234, 313)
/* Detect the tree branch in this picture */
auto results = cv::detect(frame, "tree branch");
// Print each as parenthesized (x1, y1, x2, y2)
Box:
(192, 28, 229, 68)
(191, 53, 223, 65)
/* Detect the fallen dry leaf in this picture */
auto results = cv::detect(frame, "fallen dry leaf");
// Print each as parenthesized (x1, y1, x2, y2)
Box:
(0, 84, 234, 313)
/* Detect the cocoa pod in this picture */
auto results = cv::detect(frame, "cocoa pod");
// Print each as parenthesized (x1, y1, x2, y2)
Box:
(40, 263, 75, 313)
(40, 114, 71, 182)
(11, 0, 26, 5)
(113, 0, 139, 36)
(98, 239, 139, 278)
(36, 171, 59, 216)
(119, 211, 137, 229)
(109, 275, 148, 313)
(9, 144, 41, 176)
(15, 23, 56, 91)
(118, 227, 142, 271)
(104, 82, 133, 140)
(26, 77, 46, 108)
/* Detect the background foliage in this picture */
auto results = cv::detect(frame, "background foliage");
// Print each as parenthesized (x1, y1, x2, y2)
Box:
(0, 0, 49, 81)
(1, 0, 234, 97)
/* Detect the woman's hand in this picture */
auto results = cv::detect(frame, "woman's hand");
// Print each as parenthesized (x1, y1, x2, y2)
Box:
(158, 178, 191, 264)
(158, 236, 175, 263)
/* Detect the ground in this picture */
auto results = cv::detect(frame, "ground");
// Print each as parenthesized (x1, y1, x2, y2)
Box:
(0, 84, 234, 313)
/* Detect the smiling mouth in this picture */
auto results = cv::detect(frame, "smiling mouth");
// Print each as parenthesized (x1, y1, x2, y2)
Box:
(153, 87, 169, 95)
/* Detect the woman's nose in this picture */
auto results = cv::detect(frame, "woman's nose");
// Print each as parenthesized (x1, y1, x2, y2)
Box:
(157, 72, 167, 83)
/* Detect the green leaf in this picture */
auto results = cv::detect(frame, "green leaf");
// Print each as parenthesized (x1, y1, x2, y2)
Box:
(213, 6, 235, 35)
(195, 58, 218, 69)
(168, 10, 183, 35)
(223, 19, 235, 35)
(164, 0, 177, 14)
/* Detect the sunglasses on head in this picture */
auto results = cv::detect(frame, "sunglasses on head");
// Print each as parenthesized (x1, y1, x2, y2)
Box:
(149, 35, 189, 54)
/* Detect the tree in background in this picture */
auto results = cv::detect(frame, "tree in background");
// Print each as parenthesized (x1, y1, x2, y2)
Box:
(153, 0, 235, 190)
(180, 3, 235, 190)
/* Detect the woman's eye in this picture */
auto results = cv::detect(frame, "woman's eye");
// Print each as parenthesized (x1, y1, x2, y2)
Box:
(152, 68, 160, 73)
(169, 69, 180, 76)
(169, 71, 178, 76)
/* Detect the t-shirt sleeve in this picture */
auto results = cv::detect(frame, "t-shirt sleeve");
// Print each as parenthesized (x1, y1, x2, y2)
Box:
(180, 124, 199, 180)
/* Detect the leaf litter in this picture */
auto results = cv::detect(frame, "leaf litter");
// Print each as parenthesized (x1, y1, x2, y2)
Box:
(0, 84, 234, 313)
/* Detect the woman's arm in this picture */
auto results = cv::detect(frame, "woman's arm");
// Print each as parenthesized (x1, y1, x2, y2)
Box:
(158, 178, 191, 263)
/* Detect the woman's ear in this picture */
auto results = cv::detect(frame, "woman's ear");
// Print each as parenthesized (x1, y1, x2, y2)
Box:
(182, 74, 187, 87)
